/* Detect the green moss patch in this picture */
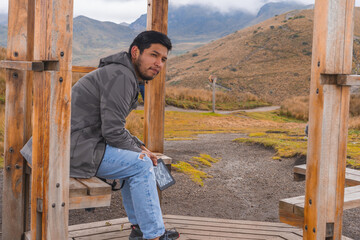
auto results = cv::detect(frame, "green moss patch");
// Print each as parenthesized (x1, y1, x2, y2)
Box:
(172, 153, 220, 186)
(234, 130, 308, 159)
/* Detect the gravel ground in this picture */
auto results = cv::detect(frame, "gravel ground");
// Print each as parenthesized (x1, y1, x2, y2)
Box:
(0, 133, 359, 239)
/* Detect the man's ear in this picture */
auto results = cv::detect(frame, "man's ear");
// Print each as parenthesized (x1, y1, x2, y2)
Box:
(131, 46, 140, 59)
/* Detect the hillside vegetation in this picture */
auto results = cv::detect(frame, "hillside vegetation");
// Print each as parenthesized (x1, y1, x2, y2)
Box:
(167, 8, 360, 104)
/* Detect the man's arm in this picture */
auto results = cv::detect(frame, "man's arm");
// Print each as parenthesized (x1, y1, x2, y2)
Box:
(100, 72, 143, 152)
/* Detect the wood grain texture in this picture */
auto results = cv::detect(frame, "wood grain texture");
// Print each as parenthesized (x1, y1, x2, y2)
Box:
(304, 0, 355, 239)
(31, 0, 73, 239)
(2, 0, 34, 238)
(144, 0, 168, 153)
(69, 194, 112, 210)
(75, 177, 111, 196)
(69, 215, 305, 240)
(72, 66, 97, 73)
(294, 164, 360, 186)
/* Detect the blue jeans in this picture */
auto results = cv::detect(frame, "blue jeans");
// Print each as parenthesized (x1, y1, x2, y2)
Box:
(96, 145, 165, 239)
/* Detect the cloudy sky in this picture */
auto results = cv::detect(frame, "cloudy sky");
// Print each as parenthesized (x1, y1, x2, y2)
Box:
(1, 0, 360, 24)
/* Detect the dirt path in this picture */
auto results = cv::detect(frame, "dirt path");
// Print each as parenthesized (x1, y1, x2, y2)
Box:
(136, 105, 281, 114)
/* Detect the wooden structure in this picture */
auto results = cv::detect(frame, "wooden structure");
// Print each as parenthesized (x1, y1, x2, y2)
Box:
(1, 0, 359, 239)
(67, 215, 306, 240)
(301, 0, 356, 239)
(293, 164, 360, 186)
(278, 0, 360, 239)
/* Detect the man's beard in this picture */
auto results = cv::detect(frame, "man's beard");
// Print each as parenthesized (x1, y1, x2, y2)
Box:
(134, 59, 157, 81)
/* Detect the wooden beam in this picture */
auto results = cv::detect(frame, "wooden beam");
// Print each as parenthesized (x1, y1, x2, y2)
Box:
(31, 0, 73, 239)
(2, 0, 34, 239)
(320, 74, 360, 86)
(304, 0, 354, 239)
(144, 0, 169, 153)
(0, 60, 44, 71)
(72, 65, 97, 73)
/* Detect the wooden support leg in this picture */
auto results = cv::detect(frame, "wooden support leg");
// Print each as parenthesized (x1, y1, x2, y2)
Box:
(2, 0, 34, 238)
(144, 0, 168, 153)
(304, 0, 355, 239)
(30, 0, 73, 239)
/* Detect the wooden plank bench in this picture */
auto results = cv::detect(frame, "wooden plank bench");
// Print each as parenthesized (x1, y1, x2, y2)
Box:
(293, 164, 360, 186)
(69, 177, 112, 210)
(279, 185, 360, 227)
(69, 153, 172, 210)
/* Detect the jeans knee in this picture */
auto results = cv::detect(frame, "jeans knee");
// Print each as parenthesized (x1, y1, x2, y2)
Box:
(136, 155, 154, 173)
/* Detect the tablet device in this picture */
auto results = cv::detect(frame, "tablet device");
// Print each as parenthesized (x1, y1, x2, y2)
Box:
(154, 158, 176, 191)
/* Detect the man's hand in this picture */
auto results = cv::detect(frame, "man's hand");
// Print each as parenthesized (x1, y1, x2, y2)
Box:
(140, 146, 158, 166)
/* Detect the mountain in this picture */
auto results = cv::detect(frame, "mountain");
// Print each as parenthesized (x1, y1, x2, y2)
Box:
(0, 24, 7, 47)
(0, 13, 7, 25)
(0, 2, 311, 65)
(245, 2, 313, 27)
(130, 5, 253, 42)
(166, 8, 360, 104)
(72, 15, 137, 65)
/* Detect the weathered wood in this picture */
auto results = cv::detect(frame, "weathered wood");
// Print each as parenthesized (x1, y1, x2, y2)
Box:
(69, 215, 306, 240)
(69, 178, 88, 197)
(280, 185, 360, 228)
(75, 177, 111, 196)
(304, 0, 354, 239)
(30, 0, 73, 239)
(69, 194, 112, 210)
(2, 0, 34, 238)
(294, 164, 360, 186)
(0, 60, 44, 71)
(144, 0, 168, 153)
(3, 69, 32, 239)
(72, 65, 97, 73)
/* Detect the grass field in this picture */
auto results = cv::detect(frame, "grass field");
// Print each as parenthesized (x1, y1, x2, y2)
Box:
(125, 109, 360, 170)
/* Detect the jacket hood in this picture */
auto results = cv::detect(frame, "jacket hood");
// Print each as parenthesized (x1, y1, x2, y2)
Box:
(98, 52, 136, 75)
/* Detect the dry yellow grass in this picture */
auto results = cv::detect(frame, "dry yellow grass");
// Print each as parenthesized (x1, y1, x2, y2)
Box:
(165, 86, 261, 103)
(350, 94, 360, 117)
(281, 94, 360, 126)
(280, 96, 309, 121)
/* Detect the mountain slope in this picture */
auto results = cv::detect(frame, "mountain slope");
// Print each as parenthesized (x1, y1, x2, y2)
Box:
(166, 8, 360, 104)
(73, 15, 137, 65)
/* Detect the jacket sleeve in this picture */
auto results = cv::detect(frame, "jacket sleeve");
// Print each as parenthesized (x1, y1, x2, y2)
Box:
(100, 71, 143, 152)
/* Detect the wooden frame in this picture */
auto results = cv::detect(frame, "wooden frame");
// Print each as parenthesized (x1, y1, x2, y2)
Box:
(2, 0, 357, 239)
(304, 0, 355, 239)
(144, 0, 169, 153)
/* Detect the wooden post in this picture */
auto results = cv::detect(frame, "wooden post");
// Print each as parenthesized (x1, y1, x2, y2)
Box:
(2, 0, 34, 239)
(144, 0, 168, 153)
(304, 0, 354, 239)
(30, 0, 73, 239)
(212, 80, 216, 113)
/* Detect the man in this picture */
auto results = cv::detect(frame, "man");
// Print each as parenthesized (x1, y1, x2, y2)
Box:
(70, 31, 179, 240)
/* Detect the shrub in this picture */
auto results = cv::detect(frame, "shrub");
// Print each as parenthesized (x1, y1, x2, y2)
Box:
(192, 53, 198, 57)
(350, 94, 360, 116)
(270, 26, 275, 29)
(279, 96, 309, 121)
(195, 58, 208, 64)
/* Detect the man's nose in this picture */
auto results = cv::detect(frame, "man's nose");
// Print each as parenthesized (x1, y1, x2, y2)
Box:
(155, 58, 162, 67)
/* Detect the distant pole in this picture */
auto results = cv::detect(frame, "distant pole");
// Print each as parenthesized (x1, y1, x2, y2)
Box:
(209, 75, 217, 113)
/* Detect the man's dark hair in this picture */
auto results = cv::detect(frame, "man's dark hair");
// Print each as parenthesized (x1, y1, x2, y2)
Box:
(128, 30, 172, 54)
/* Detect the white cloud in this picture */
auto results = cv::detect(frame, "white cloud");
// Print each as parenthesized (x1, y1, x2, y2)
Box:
(74, 0, 147, 23)
(1, 0, 360, 23)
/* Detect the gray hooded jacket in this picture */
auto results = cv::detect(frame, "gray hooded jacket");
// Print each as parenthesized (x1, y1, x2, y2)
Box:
(70, 52, 144, 178)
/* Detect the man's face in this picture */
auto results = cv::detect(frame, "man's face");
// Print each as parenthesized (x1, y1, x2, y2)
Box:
(132, 43, 168, 81)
